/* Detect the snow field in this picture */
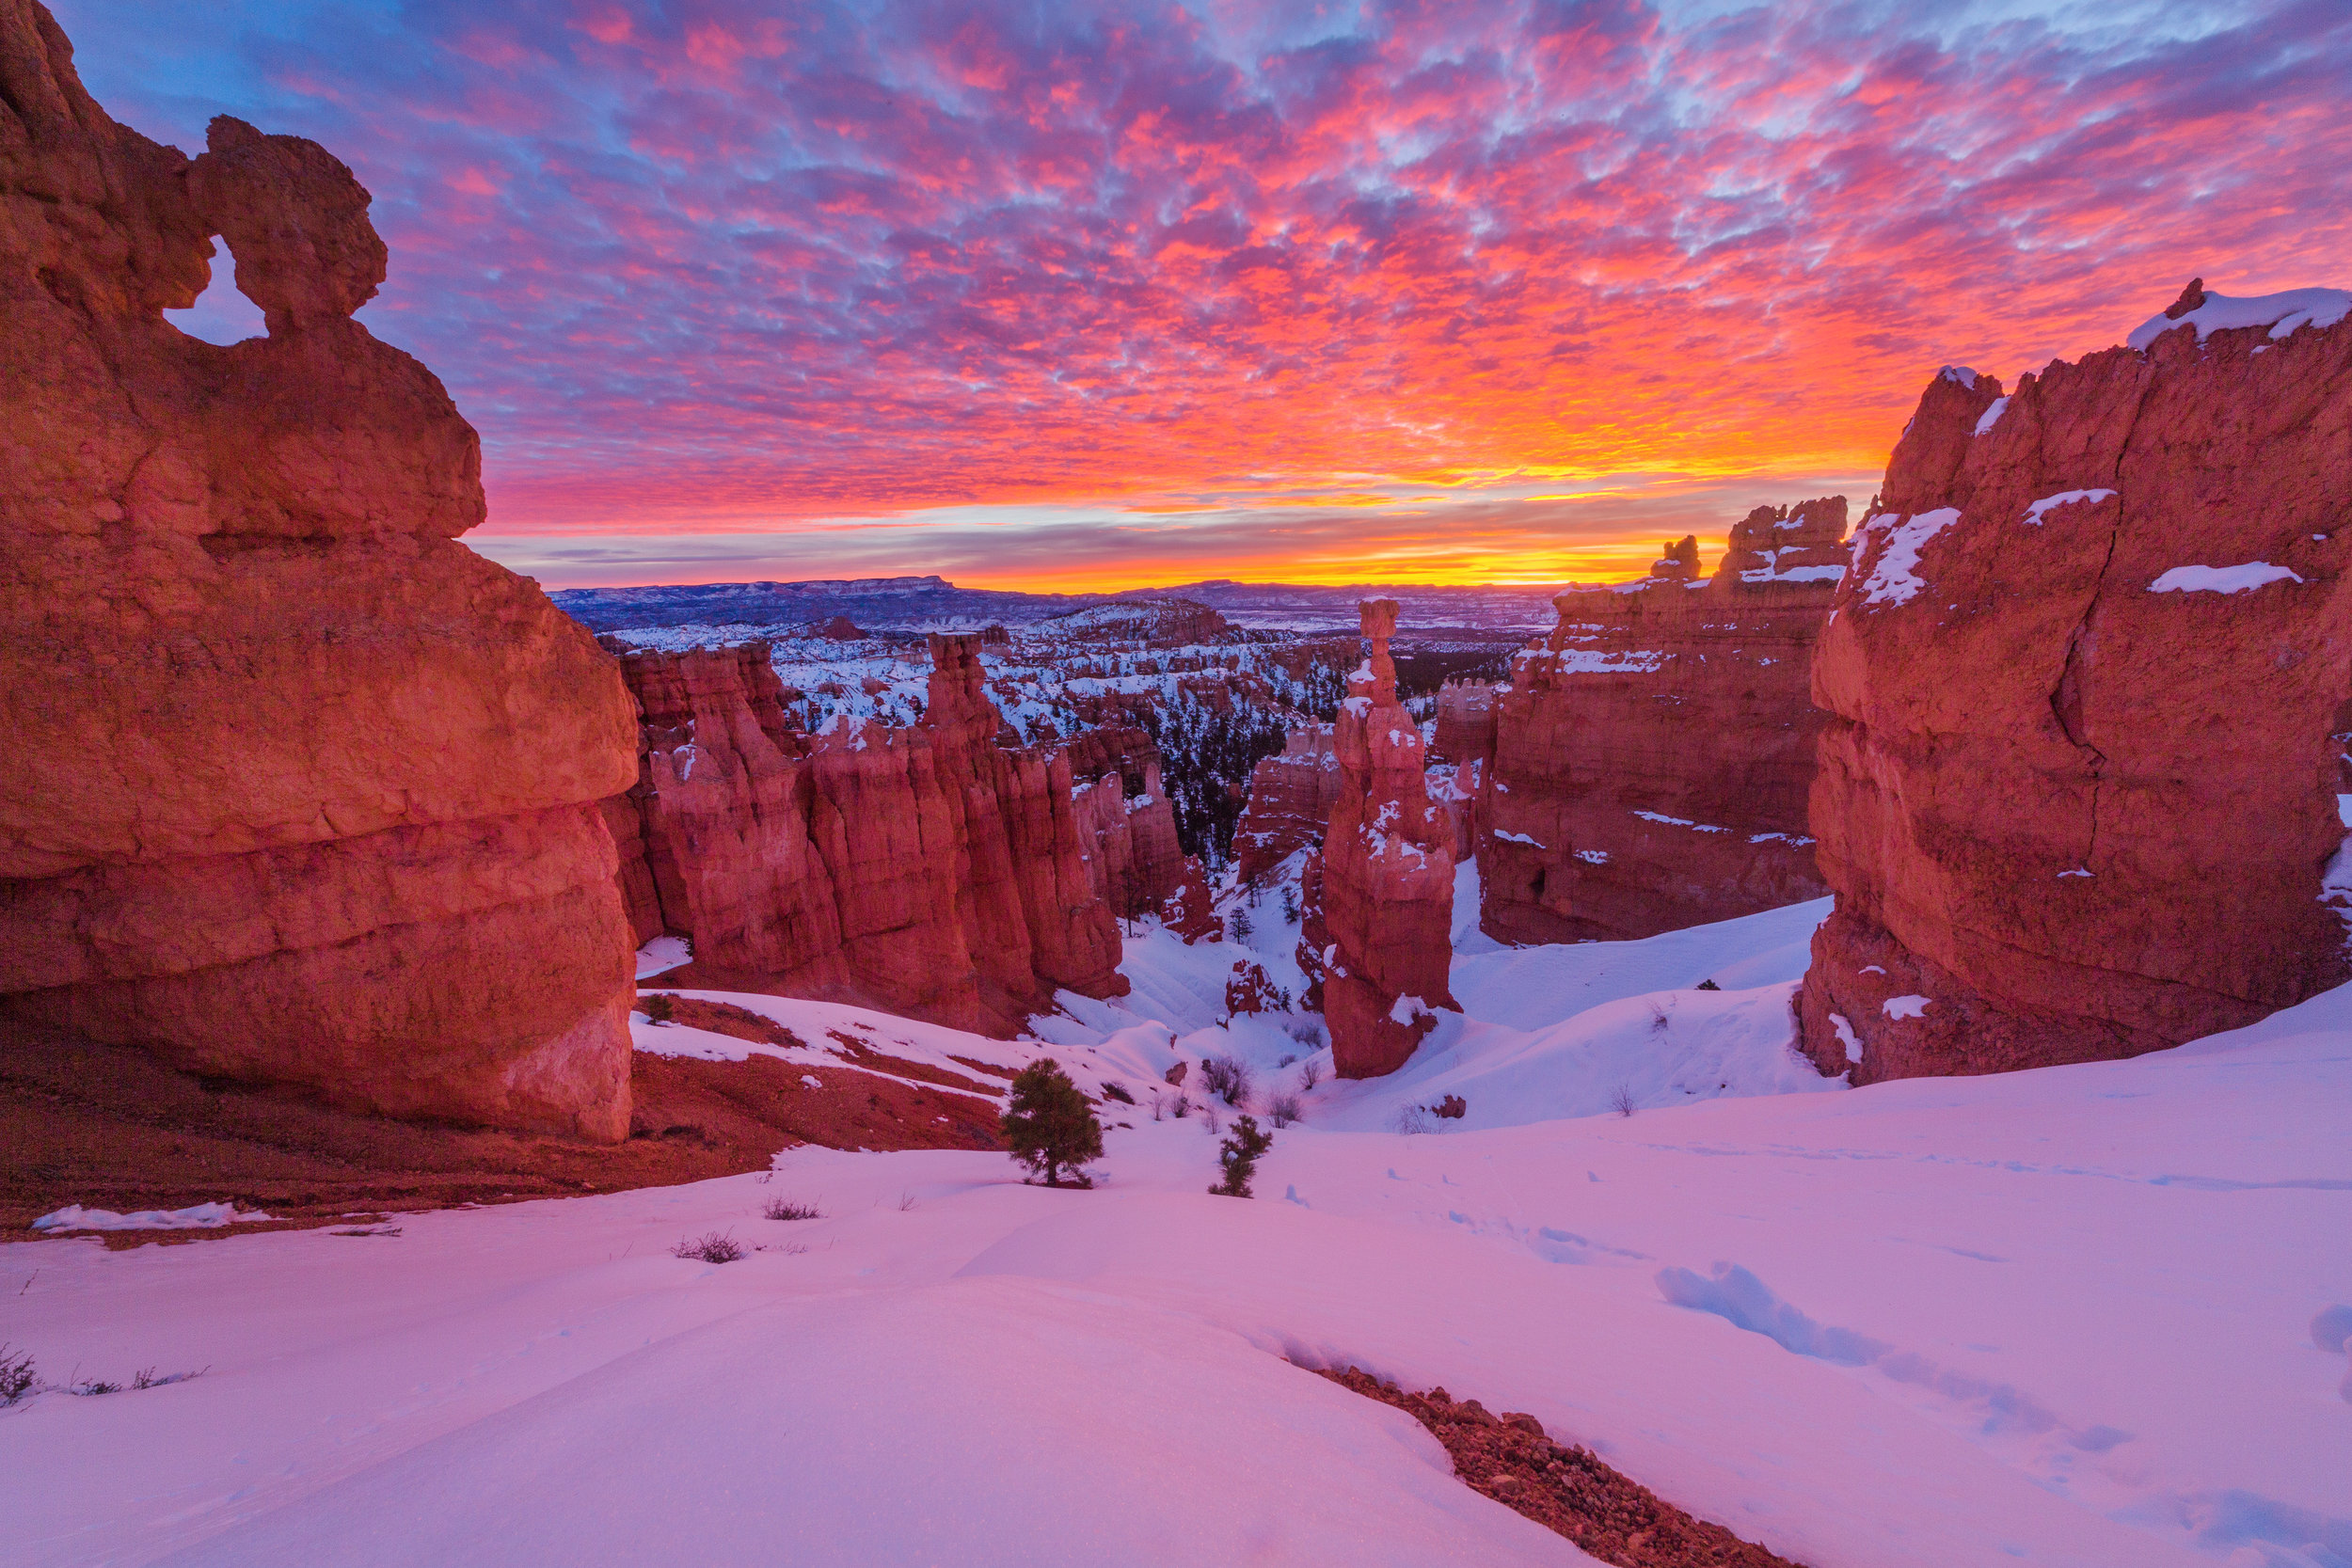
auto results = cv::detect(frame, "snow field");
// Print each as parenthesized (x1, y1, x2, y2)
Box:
(5, 904, 2348, 1567)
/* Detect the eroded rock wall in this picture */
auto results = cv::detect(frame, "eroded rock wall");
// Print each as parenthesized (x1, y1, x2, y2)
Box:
(1798, 298, 2352, 1081)
(1066, 725, 1203, 925)
(613, 637, 1128, 1035)
(1478, 499, 1848, 945)
(1232, 725, 1342, 886)
(0, 3, 638, 1137)
(1321, 603, 1456, 1077)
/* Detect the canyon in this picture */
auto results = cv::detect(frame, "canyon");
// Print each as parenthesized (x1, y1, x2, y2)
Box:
(0, 7, 639, 1138)
(1466, 499, 1851, 946)
(1797, 289, 2352, 1080)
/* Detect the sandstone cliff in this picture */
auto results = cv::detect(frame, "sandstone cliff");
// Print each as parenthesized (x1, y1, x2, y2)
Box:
(611, 638, 1129, 1035)
(1320, 603, 1456, 1077)
(0, 3, 639, 1137)
(1478, 499, 1848, 945)
(1231, 724, 1343, 886)
(1064, 725, 1200, 925)
(1798, 287, 2352, 1081)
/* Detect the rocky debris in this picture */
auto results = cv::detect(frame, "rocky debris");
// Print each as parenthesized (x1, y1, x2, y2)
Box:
(609, 639, 1128, 1036)
(1320, 602, 1457, 1077)
(1478, 499, 1849, 944)
(1222, 960, 1287, 1017)
(0, 4, 638, 1138)
(1232, 725, 1343, 885)
(1314, 1369, 1809, 1567)
(1800, 293, 2352, 1080)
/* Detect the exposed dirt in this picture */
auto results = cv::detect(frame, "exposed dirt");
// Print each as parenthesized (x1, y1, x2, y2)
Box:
(1314, 1367, 1809, 1567)
(3, 1019, 999, 1243)
(639, 994, 805, 1047)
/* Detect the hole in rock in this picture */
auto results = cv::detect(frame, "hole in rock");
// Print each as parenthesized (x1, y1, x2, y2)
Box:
(166, 245, 266, 344)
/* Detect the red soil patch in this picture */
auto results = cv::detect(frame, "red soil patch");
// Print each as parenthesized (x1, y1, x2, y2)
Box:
(639, 994, 806, 1048)
(3, 1018, 998, 1243)
(1315, 1368, 1809, 1567)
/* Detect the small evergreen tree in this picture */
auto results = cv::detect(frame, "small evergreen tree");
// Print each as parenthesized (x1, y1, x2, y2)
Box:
(1001, 1060, 1104, 1188)
(1210, 1115, 1273, 1198)
(1229, 903, 1255, 942)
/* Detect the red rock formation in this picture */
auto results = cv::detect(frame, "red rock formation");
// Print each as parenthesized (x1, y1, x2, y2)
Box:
(611, 638, 1128, 1034)
(1478, 499, 1849, 944)
(1065, 726, 1200, 922)
(1322, 602, 1457, 1077)
(0, 5, 639, 1138)
(1431, 680, 1501, 769)
(1799, 301, 2352, 1081)
(1232, 725, 1343, 886)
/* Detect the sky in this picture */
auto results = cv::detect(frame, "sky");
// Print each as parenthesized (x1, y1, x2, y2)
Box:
(54, 0, 2352, 591)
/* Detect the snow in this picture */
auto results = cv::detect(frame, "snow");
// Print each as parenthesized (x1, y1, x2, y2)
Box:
(1857, 508, 1963, 608)
(30, 1202, 271, 1233)
(2022, 488, 2115, 526)
(1972, 396, 2010, 435)
(2126, 287, 2351, 351)
(2149, 562, 2305, 594)
(1494, 829, 1543, 847)
(1632, 809, 1729, 833)
(1882, 994, 1931, 1020)
(11, 897, 2351, 1568)
(1938, 364, 1979, 388)
(632, 935, 691, 980)
(1830, 1012, 1864, 1064)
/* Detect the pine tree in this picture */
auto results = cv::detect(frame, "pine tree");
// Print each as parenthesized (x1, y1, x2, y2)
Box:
(1000, 1060, 1104, 1188)
(1230, 903, 1254, 942)
(1210, 1116, 1273, 1198)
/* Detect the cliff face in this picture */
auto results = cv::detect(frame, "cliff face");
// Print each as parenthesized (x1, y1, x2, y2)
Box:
(612, 637, 1128, 1035)
(1798, 291, 2352, 1082)
(1478, 499, 1848, 945)
(1321, 603, 1457, 1077)
(1065, 725, 1203, 927)
(0, 4, 639, 1137)
(1232, 725, 1343, 886)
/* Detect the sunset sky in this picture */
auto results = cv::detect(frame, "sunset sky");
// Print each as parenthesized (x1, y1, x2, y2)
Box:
(56, 0, 2352, 591)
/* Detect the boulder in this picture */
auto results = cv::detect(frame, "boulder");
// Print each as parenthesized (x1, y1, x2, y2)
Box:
(1479, 499, 1848, 943)
(1321, 602, 1457, 1076)
(0, 3, 638, 1137)
(1797, 294, 2352, 1080)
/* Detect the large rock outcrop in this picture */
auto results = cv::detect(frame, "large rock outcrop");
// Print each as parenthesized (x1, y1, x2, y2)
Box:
(1065, 725, 1203, 925)
(0, 3, 639, 1137)
(1797, 287, 2352, 1082)
(1231, 724, 1342, 886)
(1320, 602, 1457, 1077)
(1478, 499, 1850, 944)
(611, 637, 1128, 1034)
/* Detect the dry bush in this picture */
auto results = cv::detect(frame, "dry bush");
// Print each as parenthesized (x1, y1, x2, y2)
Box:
(762, 1197, 821, 1221)
(1269, 1092, 1304, 1128)
(671, 1231, 745, 1264)
(1200, 1054, 1254, 1107)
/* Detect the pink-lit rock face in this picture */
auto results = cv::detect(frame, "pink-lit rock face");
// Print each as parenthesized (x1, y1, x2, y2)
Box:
(1321, 601, 1457, 1078)
(1478, 499, 1848, 946)
(612, 638, 1128, 1036)
(1065, 725, 1202, 926)
(0, 5, 639, 1138)
(1798, 306, 2352, 1082)
(1232, 725, 1343, 887)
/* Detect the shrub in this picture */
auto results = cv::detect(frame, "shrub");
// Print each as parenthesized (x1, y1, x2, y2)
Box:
(671, 1231, 745, 1263)
(1170, 1091, 1191, 1118)
(1695, 979, 1721, 991)
(1279, 884, 1299, 923)
(1297, 1058, 1324, 1091)
(1388, 1104, 1434, 1135)
(1269, 1092, 1303, 1128)
(1101, 1082, 1135, 1104)
(0, 1346, 36, 1404)
(641, 993, 675, 1023)
(1200, 1053, 1253, 1107)
(1001, 1060, 1104, 1188)
(1210, 1116, 1274, 1197)
(1611, 1083, 1638, 1117)
(762, 1197, 820, 1221)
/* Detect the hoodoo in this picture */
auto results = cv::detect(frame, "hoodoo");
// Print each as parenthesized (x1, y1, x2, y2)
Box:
(609, 636, 1128, 1035)
(1476, 499, 1850, 944)
(1316, 601, 1457, 1077)
(0, 3, 640, 1136)
(1798, 287, 2352, 1081)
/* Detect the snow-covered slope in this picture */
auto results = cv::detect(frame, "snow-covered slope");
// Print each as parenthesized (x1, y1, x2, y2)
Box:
(8, 910, 2348, 1568)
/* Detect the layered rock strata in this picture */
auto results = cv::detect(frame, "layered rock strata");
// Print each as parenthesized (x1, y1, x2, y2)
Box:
(0, 4, 639, 1137)
(1231, 725, 1342, 886)
(1478, 499, 1849, 944)
(1321, 603, 1457, 1077)
(1798, 292, 2352, 1081)
(1064, 726, 1199, 923)
(611, 638, 1128, 1035)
